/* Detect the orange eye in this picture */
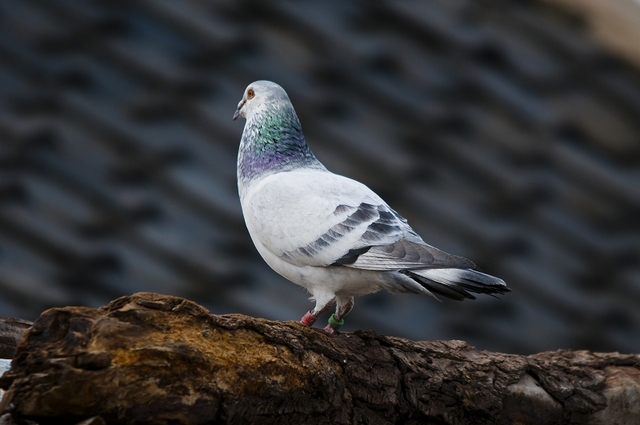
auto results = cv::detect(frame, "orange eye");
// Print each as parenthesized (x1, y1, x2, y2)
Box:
(247, 88, 255, 99)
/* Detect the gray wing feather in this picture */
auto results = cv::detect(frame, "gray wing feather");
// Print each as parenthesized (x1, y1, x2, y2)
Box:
(280, 200, 477, 272)
(342, 239, 476, 271)
(322, 204, 477, 271)
(283, 202, 409, 263)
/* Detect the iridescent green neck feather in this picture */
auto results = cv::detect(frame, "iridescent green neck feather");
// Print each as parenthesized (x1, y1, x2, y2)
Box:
(238, 99, 324, 188)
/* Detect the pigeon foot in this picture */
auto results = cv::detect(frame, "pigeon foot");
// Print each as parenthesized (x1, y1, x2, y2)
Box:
(311, 325, 338, 335)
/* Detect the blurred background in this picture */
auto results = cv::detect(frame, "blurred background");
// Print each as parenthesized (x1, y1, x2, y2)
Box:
(0, 0, 639, 355)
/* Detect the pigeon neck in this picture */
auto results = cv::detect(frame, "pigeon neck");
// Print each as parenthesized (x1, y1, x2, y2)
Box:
(238, 103, 322, 186)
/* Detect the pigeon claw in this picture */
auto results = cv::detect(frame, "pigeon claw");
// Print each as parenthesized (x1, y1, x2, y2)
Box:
(310, 314, 344, 335)
(311, 325, 338, 335)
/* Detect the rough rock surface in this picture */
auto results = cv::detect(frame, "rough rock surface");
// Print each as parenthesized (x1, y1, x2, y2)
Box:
(0, 293, 639, 425)
(0, 318, 32, 359)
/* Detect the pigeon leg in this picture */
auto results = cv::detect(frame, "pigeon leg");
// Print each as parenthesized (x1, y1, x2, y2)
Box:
(321, 296, 354, 335)
(301, 293, 335, 327)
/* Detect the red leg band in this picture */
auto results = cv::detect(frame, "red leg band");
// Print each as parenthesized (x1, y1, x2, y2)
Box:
(301, 311, 317, 327)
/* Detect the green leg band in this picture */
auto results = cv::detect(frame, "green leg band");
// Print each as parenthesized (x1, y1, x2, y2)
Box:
(328, 314, 344, 330)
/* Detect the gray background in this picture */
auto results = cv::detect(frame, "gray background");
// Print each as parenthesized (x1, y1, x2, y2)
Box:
(0, 0, 639, 355)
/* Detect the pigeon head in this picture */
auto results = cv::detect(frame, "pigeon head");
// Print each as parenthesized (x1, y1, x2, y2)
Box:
(233, 80, 291, 121)
(235, 81, 324, 188)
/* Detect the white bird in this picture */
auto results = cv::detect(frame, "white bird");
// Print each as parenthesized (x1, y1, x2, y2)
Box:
(233, 80, 509, 334)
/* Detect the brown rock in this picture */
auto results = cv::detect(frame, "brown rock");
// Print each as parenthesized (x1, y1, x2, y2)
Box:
(0, 293, 639, 424)
(0, 318, 32, 359)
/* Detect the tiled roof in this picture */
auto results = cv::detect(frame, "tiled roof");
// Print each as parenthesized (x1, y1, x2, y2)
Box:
(0, 0, 639, 354)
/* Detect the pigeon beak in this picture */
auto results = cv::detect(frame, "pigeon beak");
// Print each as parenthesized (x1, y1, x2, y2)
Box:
(232, 99, 246, 121)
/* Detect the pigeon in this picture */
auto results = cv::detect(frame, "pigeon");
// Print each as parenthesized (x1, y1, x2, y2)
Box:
(233, 80, 510, 334)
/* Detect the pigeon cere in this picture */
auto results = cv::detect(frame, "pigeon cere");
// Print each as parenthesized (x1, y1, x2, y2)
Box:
(233, 80, 511, 334)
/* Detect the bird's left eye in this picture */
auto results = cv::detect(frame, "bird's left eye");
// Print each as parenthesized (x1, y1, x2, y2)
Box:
(247, 88, 255, 99)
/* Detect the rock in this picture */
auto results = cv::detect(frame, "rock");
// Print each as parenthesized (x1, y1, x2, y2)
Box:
(0, 292, 639, 425)
(0, 359, 10, 403)
(0, 412, 103, 425)
(0, 317, 31, 405)
(0, 318, 32, 359)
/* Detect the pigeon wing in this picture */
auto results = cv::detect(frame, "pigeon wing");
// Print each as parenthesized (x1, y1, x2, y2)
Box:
(339, 239, 476, 271)
(242, 169, 474, 271)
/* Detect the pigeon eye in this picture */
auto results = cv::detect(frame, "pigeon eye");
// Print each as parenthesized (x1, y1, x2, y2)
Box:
(247, 88, 255, 99)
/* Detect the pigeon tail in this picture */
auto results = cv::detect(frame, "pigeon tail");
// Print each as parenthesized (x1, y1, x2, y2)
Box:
(401, 268, 510, 301)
